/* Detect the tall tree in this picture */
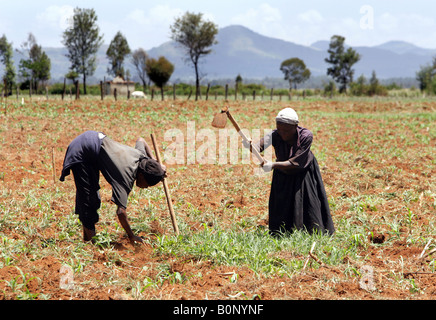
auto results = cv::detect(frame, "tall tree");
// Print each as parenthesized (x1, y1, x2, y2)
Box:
(31, 49, 51, 91)
(416, 64, 435, 93)
(18, 33, 51, 92)
(106, 31, 131, 78)
(145, 56, 174, 101)
(325, 35, 361, 93)
(368, 70, 380, 96)
(131, 48, 149, 92)
(280, 58, 311, 90)
(17, 33, 37, 85)
(170, 12, 218, 100)
(235, 74, 243, 85)
(62, 7, 103, 94)
(0, 34, 16, 95)
(415, 56, 436, 93)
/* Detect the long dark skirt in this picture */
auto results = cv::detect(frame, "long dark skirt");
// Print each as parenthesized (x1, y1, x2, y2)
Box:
(268, 157, 335, 235)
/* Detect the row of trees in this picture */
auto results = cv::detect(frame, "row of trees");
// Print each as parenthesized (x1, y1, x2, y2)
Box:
(0, 8, 214, 99)
(281, 34, 436, 96)
(59, 8, 363, 98)
(59, 9, 366, 98)
(59, 8, 216, 99)
(281, 35, 361, 94)
(1, 7, 433, 98)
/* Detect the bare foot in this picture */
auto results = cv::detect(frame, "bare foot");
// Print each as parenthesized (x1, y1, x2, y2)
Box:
(83, 226, 96, 242)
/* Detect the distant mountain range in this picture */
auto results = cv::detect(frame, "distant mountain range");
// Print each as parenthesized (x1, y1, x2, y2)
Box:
(8, 25, 436, 86)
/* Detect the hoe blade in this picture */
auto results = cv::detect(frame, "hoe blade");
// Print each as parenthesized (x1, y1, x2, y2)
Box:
(211, 106, 229, 128)
(211, 112, 228, 128)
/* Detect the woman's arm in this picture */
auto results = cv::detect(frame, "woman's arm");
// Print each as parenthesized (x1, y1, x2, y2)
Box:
(136, 137, 155, 159)
(269, 160, 303, 173)
(263, 160, 302, 173)
(116, 206, 143, 244)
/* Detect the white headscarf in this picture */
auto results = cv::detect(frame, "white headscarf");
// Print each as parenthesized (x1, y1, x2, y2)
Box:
(276, 108, 299, 125)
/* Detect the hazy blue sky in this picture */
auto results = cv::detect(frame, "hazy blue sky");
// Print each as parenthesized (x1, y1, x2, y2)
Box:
(1, 0, 435, 49)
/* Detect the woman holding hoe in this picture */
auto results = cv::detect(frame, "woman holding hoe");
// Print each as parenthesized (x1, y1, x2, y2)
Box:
(249, 108, 335, 236)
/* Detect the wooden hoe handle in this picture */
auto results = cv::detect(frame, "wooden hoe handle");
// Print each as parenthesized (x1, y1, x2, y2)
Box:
(150, 133, 180, 236)
(225, 110, 265, 165)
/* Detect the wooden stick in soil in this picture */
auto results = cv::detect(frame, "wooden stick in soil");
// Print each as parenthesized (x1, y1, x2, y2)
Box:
(303, 242, 317, 270)
(52, 147, 56, 184)
(303, 242, 330, 270)
(422, 248, 436, 259)
(150, 133, 179, 236)
(419, 239, 432, 259)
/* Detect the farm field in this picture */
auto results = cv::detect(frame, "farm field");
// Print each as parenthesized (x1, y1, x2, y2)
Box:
(0, 96, 434, 301)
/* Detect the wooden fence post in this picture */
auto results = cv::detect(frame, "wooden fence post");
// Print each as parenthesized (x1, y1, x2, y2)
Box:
(206, 83, 210, 101)
(103, 77, 106, 98)
(4, 80, 8, 112)
(62, 78, 66, 100)
(75, 80, 80, 100)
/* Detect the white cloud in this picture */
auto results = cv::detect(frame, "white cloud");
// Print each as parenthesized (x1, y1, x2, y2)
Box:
(232, 3, 282, 25)
(127, 9, 147, 25)
(103, 6, 185, 49)
(378, 12, 434, 32)
(378, 13, 399, 32)
(258, 3, 282, 23)
(127, 5, 184, 27)
(230, 3, 284, 39)
(373, 12, 436, 46)
(297, 10, 324, 24)
(37, 5, 74, 30)
(124, 6, 217, 48)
